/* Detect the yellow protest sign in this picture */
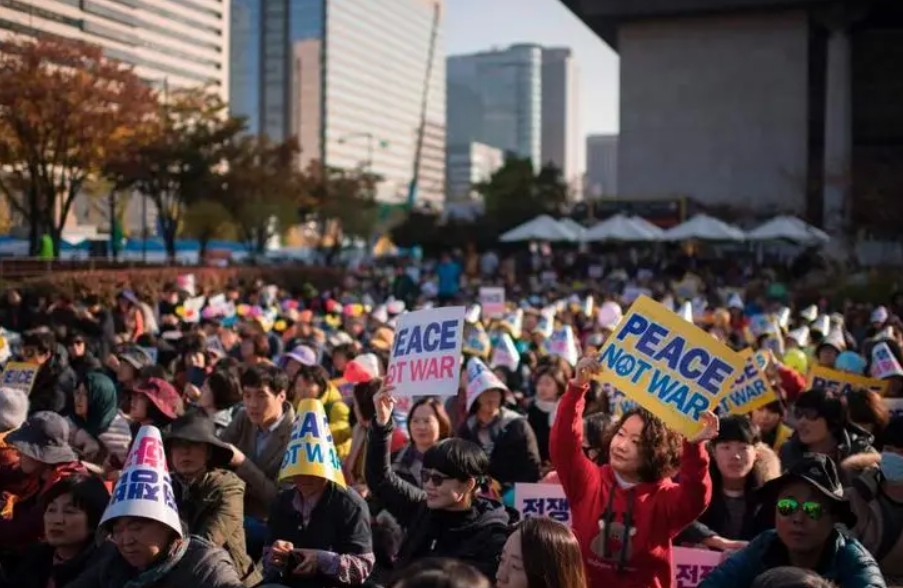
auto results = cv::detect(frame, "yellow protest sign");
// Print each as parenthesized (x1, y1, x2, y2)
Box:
(808, 365, 888, 397)
(0, 361, 40, 395)
(597, 296, 745, 437)
(278, 398, 346, 487)
(718, 350, 778, 415)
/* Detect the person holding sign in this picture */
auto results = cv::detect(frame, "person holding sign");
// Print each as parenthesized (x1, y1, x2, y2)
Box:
(365, 384, 515, 581)
(550, 357, 719, 588)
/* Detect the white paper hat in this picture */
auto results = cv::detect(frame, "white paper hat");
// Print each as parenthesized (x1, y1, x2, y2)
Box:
(387, 299, 406, 316)
(490, 332, 520, 372)
(786, 326, 810, 348)
(871, 306, 890, 325)
(800, 305, 819, 323)
(660, 295, 675, 313)
(679, 301, 694, 323)
(819, 327, 846, 353)
(583, 296, 594, 318)
(871, 342, 903, 379)
(776, 307, 791, 331)
(371, 305, 389, 325)
(534, 307, 555, 339)
(727, 293, 744, 310)
(597, 301, 623, 330)
(548, 326, 579, 366)
(101, 425, 181, 537)
(465, 304, 482, 325)
(811, 315, 831, 336)
(500, 309, 523, 340)
(465, 357, 507, 411)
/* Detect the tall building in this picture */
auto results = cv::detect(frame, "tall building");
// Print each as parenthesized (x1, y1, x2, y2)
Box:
(586, 134, 618, 197)
(446, 142, 505, 202)
(0, 0, 230, 100)
(447, 44, 543, 167)
(230, 0, 447, 206)
(542, 48, 583, 199)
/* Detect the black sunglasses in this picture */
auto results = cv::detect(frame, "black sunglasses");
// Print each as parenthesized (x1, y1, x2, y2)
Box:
(794, 407, 821, 421)
(420, 469, 452, 487)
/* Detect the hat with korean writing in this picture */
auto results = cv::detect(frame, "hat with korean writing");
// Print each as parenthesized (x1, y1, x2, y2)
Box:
(278, 398, 346, 487)
(101, 425, 182, 537)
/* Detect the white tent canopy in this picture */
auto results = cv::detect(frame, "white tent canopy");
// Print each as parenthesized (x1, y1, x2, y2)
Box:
(629, 216, 665, 239)
(663, 214, 746, 241)
(500, 215, 577, 242)
(558, 218, 585, 240)
(582, 214, 662, 242)
(746, 215, 830, 245)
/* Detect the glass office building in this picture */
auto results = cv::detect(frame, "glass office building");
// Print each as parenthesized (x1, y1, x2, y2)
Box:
(230, 0, 446, 206)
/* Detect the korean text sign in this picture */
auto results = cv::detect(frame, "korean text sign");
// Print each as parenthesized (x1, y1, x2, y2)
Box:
(672, 547, 721, 588)
(105, 430, 179, 530)
(514, 483, 571, 525)
(808, 365, 888, 397)
(386, 307, 465, 397)
(597, 296, 745, 437)
(718, 350, 778, 415)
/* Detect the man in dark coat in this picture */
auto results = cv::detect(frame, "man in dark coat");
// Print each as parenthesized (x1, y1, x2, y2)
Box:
(21, 330, 75, 415)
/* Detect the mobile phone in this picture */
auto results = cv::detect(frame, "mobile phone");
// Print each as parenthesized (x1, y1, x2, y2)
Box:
(186, 366, 207, 388)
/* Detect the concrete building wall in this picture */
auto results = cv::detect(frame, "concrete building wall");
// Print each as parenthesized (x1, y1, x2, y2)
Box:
(446, 142, 504, 202)
(586, 134, 619, 197)
(293, 39, 322, 171)
(542, 48, 584, 200)
(617, 10, 809, 213)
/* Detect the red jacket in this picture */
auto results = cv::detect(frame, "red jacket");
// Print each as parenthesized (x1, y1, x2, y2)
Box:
(550, 382, 712, 588)
(776, 364, 807, 404)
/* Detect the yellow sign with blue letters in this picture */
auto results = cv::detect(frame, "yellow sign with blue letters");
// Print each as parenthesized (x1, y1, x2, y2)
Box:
(718, 350, 778, 415)
(597, 295, 745, 437)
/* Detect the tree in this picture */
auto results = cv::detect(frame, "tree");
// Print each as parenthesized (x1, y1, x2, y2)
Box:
(105, 87, 244, 261)
(301, 160, 379, 244)
(181, 198, 237, 260)
(477, 156, 569, 232)
(218, 135, 306, 257)
(0, 36, 156, 256)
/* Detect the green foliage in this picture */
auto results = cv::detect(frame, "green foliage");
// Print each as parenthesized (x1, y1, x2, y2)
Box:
(477, 156, 569, 231)
(302, 161, 379, 240)
(181, 198, 238, 258)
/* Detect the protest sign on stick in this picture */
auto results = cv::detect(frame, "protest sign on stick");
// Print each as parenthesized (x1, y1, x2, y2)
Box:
(386, 307, 465, 397)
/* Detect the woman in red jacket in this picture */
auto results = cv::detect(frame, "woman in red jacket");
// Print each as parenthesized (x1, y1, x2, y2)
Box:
(550, 357, 719, 588)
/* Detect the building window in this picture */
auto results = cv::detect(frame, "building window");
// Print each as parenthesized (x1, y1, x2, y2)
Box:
(0, 0, 82, 28)
(83, 0, 137, 27)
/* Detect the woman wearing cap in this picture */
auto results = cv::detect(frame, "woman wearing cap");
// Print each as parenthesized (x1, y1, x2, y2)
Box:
(699, 455, 884, 588)
(679, 416, 780, 551)
(364, 385, 515, 580)
(68, 371, 132, 468)
(291, 363, 352, 460)
(0, 412, 87, 550)
(1, 474, 110, 588)
(550, 357, 719, 588)
(780, 388, 876, 481)
(165, 412, 262, 586)
(128, 377, 182, 434)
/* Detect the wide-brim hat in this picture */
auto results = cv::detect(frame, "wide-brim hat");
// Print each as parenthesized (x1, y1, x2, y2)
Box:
(758, 454, 856, 528)
(7, 411, 78, 464)
(164, 412, 234, 469)
(132, 378, 181, 420)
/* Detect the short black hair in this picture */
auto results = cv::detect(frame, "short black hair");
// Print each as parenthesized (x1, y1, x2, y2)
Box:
(332, 343, 356, 359)
(207, 368, 242, 410)
(240, 364, 288, 395)
(714, 415, 761, 446)
(352, 380, 381, 422)
(389, 557, 490, 588)
(41, 474, 111, 530)
(796, 388, 847, 432)
(138, 364, 168, 381)
(883, 416, 903, 449)
(422, 438, 489, 482)
(23, 330, 55, 355)
(296, 364, 330, 395)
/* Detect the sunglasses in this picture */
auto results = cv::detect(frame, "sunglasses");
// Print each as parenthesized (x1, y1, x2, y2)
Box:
(793, 407, 821, 421)
(420, 469, 452, 487)
(777, 497, 823, 521)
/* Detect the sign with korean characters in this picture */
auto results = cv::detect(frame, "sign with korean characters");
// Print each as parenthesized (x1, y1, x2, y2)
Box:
(672, 547, 721, 588)
(479, 287, 506, 319)
(808, 365, 888, 397)
(596, 296, 745, 437)
(0, 361, 39, 395)
(514, 483, 571, 525)
(718, 350, 778, 415)
(386, 307, 465, 397)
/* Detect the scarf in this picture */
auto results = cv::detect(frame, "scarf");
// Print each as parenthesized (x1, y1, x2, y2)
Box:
(72, 372, 118, 437)
(123, 537, 190, 588)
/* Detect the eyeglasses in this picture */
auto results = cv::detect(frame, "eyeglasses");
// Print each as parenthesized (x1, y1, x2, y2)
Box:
(777, 497, 823, 521)
(793, 407, 821, 422)
(420, 469, 451, 487)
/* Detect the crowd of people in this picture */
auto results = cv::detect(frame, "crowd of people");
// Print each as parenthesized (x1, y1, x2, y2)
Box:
(0, 255, 900, 588)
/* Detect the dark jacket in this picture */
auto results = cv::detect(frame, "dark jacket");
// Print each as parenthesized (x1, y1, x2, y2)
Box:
(28, 351, 76, 415)
(457, 408, 541, 488)
(76, 309, 116, 362)
(173, 469, 261, 587)
(526, 401, 553, 463)
(780, 426, 877, 484)
(264, 484, 373, 588)
(1, 539, 101, 588)
(699, 529, 886, 588)
(365, 420, 515, 580)
(67, 536, 243, 588)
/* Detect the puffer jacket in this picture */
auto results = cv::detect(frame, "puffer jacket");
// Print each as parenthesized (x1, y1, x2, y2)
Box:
(780, 426, 877, 484)
(458, 407, 542, 488)
(67, 536, 243, 588)
(846, 466, 903, 584)
(173, 469, 261, 587)
(699, 529, 886, 588)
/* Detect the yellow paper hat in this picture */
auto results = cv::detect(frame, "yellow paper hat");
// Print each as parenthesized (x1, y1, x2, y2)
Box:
(279, 399, 346, 487)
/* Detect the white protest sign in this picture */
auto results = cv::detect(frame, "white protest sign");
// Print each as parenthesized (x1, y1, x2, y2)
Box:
(181, 296, 206, 324)
(479, 287, 506, 319)
(672, 546, 721, 588)
(177, 273, 196, 296)
(885, 398, 903, 419)
(514, 483, 571, 524)
(386, 307, 465, 397)
(0, 361, 40, 395)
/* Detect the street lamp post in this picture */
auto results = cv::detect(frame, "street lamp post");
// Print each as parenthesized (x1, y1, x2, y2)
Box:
(337, 132, 388, 173)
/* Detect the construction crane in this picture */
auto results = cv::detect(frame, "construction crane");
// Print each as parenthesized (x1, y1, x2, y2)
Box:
(406, 0, 441, 210)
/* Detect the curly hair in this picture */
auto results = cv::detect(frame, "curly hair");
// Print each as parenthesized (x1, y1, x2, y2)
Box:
(600, 407, 683, 482)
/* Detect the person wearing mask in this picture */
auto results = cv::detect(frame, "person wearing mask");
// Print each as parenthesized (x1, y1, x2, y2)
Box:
(22, 329, 75, 414)
(196, 365, 244, 433)
(0, 412, 87, 550)
(845, 416, 903, 583)
(263, 468, 374, 588)
(496, 516, 588, 588)
(679, 416, 780, 551)
(292, 364, 352, 460)
(780, 388, 876, 481)
(128, 377, 182, 433)
(68, 371, 132, 468)
(392, 397, 453, 488)
(458, 377, 542, 491)
(1, 474, 110, 588)
(527, 366, 567, 465)
(165, 412, 262, 586)
(751, 401, 793, 452)
(220, 365, 295, 554)
(699, 455, 885, 588)
(550, 357, 719, 588)
(365, 385, 515, 580)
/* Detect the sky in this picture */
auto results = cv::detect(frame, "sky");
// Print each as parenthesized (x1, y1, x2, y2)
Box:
(445, 0, 620, 136)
